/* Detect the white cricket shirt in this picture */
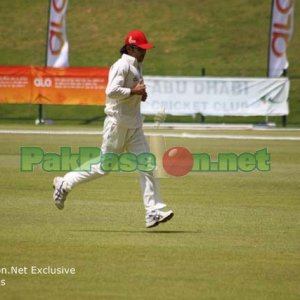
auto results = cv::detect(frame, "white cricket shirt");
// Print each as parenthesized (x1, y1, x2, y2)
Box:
(105, 54, 144, 128)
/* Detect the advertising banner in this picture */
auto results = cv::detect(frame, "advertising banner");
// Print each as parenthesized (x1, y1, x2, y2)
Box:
(0, 66, 109, 105)
(47, 0, 69, 67)
(268, 0, 295, 77)
(142, 76, 290, 116)
(0, 66, 32, 104)
(0, 68, 289, 116)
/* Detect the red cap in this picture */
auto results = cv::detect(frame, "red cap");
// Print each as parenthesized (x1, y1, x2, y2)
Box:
(125, 30, 154, 49)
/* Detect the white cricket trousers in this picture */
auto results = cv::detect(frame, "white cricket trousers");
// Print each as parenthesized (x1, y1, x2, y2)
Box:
(62, 117, 166, 213)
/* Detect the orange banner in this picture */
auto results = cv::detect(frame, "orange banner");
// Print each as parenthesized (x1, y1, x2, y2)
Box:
(0, 66, 109, 105)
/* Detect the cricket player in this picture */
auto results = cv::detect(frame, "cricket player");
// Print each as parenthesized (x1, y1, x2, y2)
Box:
(53, 30, 174, 228)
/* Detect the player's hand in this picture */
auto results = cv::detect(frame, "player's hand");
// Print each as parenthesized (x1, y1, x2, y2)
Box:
(141, 92, 147, 102)
(131, 81, 146, 96)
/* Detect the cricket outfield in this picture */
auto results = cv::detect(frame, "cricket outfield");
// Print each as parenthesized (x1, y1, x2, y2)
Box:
(0, 124, 299, 299)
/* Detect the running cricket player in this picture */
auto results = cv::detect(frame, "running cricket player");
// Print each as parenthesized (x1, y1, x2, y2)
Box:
(52, 30, 174, 228)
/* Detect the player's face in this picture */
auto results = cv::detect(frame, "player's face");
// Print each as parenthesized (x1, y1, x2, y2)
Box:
(128, 46, 147, 62)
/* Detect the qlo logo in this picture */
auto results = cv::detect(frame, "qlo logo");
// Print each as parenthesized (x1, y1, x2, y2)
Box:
(49, 0, 68, 55)
(271, 0, 294, 57)
(34, 78, 53, 88)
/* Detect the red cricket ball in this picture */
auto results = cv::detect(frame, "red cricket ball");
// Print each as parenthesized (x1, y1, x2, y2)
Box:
(162, 147, 194, 177)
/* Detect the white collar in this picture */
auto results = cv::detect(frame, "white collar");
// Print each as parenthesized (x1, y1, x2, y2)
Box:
(121, 54, 140, 68)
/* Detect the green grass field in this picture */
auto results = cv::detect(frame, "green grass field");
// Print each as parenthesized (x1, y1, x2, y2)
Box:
(0, 0, 300, 125)
(0, 1, 300, 299)
(0, 124, 299, 299)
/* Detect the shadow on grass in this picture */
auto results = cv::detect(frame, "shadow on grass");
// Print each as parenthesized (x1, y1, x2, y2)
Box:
(68, 229, 200, 234)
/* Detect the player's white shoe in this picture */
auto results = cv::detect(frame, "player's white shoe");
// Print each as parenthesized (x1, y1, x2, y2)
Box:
(52, 177, 68, 210)
(145, 210, 174, 228)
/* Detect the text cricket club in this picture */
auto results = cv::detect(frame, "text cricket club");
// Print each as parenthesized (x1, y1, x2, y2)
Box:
(20, 146, 271, 176)
(149, 98, 248, 114)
